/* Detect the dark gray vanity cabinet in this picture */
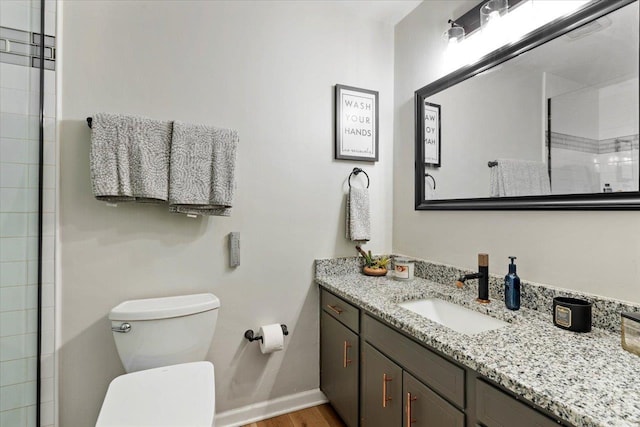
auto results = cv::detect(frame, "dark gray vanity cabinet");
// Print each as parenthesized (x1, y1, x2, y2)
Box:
(362, 313, 465, 427)
(320, 288, 567, 427)
(361, 342, 464, 427)
(362, 314, 465, 409)
(320, 292, 360, 427)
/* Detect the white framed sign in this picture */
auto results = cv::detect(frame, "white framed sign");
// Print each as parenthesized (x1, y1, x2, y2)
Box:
(335, 84, 379, 162)
(422, 101, 441, 167)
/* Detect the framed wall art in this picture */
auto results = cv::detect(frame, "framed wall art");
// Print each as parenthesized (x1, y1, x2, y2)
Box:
(335, 84, 379, 162)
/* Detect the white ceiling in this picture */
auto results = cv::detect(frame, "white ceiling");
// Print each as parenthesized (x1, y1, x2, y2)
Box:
(517, 1, 639, 87)
(335, 0, 423, 26)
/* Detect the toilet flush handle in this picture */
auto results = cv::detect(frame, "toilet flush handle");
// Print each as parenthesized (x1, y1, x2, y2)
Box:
(112, 323, 131, 333)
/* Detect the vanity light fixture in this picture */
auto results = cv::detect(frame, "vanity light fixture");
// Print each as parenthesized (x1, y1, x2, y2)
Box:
(480, 0, 509, 29)
(443, 0, 590, 73)
(443, 19, 465, 45)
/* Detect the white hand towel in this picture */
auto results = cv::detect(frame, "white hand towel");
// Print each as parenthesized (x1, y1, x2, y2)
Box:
(90, 113, 172, 203)
(169, 121, 238, 216)
(346, 187, 370, 242)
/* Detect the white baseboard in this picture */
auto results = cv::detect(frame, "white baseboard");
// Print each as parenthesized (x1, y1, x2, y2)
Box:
(214, 388, 328, 427)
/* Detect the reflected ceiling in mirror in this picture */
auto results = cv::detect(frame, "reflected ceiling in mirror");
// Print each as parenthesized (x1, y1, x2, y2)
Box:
(415, 0, 639, 210)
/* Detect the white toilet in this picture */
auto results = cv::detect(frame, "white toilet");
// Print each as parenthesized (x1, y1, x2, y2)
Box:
(96, 293, 220, 427)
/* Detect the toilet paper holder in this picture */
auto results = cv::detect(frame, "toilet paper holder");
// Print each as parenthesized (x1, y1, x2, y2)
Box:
(244, 324, 289, 343)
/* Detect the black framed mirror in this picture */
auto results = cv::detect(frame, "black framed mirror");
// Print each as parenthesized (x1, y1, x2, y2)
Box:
(415, 0, 639, 210)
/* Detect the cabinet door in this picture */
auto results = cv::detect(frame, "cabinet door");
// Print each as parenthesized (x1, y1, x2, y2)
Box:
(361, 343, 403, 427)
(403, 372, 465, 427)
(320, 311, 359, 427)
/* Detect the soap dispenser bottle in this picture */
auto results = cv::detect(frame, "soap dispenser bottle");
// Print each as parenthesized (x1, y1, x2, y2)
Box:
(504, 256, 521, 310)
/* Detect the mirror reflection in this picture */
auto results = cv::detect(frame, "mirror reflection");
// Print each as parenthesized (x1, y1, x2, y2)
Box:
(550, 77, 638, 195)
(419, 1, 638, 203)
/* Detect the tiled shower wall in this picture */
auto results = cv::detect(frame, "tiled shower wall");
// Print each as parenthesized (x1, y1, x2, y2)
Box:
(550, 77, 640, 195)
(0, 1, 56, 426)
(550, 134, 640, 194)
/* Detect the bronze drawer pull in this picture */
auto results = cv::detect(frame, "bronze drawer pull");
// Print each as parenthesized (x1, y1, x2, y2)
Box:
(406, 392, 417, 426)
(382, 373, 393, 407)
(343, 341, 352, 368)
(327, 304, 344, 315)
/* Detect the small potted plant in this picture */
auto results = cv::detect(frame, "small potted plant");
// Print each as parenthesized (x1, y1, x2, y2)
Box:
(356, 246, 390, 277)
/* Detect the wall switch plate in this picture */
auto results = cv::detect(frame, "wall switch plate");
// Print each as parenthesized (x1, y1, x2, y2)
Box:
(229, 232, 240, 267)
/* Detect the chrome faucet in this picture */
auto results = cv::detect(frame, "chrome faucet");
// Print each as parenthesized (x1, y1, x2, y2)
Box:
(455, 253, 490, 304)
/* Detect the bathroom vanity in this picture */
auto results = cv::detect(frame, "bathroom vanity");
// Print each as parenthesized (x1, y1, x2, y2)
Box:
(316, 258, 640, 427)
(321, 289, 560, 427)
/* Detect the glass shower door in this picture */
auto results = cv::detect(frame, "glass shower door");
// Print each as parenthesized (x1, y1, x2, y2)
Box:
(0, 59, 41, 426)
(1, 0, 56, 425)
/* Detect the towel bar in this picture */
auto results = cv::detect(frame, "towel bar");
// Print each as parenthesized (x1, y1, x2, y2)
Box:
(348, 167, 369, 188)
(425, 173, 436, 190)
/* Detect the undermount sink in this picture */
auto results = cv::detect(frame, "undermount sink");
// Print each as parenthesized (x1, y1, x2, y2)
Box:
(398, 298, 508, 335)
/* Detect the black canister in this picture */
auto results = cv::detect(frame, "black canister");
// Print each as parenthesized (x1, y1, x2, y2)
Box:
(553, 297, 592, 332)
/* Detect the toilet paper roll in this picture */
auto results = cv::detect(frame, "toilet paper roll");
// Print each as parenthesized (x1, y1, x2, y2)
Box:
(259, 324, 285, 354)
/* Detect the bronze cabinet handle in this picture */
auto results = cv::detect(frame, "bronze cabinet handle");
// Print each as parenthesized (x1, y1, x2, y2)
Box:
(343, 341, 352, 368)
(406, 392, 417, 427)
(326, 304, 343, 315)
(382, 373, 393, 407)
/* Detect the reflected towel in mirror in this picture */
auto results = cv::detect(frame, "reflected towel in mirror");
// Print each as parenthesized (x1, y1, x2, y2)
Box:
(490, 159, 551, 197)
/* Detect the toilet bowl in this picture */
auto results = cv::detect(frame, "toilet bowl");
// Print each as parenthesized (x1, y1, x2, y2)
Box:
(96, 362, 215, 427)
(97, 293, 220, 426)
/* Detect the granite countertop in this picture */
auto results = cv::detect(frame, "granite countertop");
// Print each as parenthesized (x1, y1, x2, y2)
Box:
(315, 271, 640, 427)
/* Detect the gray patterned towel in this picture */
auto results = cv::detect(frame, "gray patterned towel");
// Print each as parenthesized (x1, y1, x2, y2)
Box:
(346, 187, 370, 241)
(490, 159, 551, 197)
(90, 113, 172, 203)
(169, 121, 238, 216)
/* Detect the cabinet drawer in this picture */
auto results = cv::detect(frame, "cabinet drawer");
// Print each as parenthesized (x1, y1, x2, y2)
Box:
(363, 314, 465, 408)
(321, 289, 359, 333)
(476, 380, 561, 427)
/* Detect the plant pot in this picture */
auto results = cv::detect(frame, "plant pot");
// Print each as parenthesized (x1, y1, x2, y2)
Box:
(363, 267, 387, 277)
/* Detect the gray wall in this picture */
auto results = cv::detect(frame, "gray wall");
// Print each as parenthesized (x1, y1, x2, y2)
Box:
(58, 2, 394, 425)
(394, 1, 640, 304)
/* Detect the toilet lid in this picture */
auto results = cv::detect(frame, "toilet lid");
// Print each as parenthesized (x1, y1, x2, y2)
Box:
(96, 362, 215, 427)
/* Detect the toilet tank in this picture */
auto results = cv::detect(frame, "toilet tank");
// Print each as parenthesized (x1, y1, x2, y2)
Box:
(109, 293, 220, 373)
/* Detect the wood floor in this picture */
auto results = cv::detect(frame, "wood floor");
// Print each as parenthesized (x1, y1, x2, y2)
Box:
(242, 404, 346, 427)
